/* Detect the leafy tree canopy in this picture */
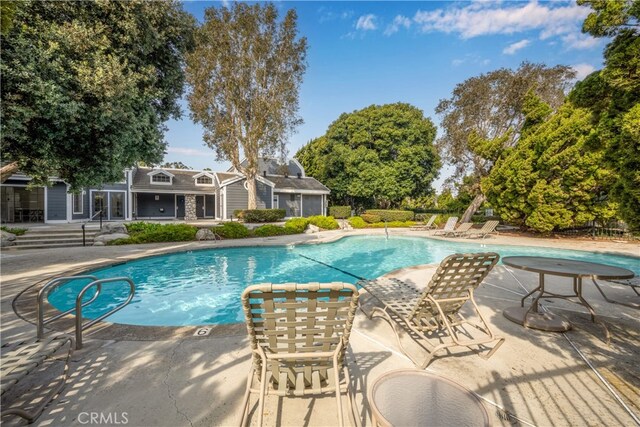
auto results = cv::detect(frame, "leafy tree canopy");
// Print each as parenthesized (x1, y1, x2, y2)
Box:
(186, 2, 307, 209)
(571, 0, 640, 229)
(578, 0, 640, 37)
(160, 161, 192, 170)
(483, 94, 618, 232)
(0, 0, 195, 189)
(296, 103, 440, 209)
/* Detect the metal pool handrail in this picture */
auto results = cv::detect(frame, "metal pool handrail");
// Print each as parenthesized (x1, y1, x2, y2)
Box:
(75, 277, 135, 349)
(36, 275, 135, 349)
(37, 275, 100, 339)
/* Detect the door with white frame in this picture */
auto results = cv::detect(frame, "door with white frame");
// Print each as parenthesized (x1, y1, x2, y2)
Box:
(92, 191, 126, 221)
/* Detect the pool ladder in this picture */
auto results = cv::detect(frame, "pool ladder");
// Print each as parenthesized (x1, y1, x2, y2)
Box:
(36, 275, 135, 349)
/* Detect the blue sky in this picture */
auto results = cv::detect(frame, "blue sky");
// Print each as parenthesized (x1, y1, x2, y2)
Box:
(164, 0, 606, 188)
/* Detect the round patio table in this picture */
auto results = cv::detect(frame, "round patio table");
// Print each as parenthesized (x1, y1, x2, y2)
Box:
(502, 256, 634, 336)
(369, 369, 490, 427)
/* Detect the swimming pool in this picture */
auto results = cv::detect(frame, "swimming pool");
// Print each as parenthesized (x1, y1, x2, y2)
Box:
(47, 236, 639, 326)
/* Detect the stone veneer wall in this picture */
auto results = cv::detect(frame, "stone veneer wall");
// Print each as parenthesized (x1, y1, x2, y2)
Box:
(185, 194, 197, 221)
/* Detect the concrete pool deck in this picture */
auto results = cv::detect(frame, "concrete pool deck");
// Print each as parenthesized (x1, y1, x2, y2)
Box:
(1, 230, 639, 426)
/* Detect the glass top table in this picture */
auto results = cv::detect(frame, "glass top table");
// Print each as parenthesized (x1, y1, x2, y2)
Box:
(502, 256, 635, 338)
(369, 369, 490, 427)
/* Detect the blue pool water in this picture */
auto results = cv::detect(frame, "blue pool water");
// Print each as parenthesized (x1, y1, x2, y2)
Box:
(47, 236, 639, 326)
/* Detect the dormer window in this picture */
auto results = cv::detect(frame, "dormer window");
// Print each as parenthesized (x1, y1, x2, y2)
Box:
(152, 174, 170, 183)
(196, 176, 212, 185)
(193, 172, 215, 186)
(148, 169, 174, 185)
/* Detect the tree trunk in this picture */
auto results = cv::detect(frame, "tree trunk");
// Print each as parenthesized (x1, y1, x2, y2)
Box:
(246, 175, 257, 210)
(0, 161, 19, 183)
(460, 193, 486, 223)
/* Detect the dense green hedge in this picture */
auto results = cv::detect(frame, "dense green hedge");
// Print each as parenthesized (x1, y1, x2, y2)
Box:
(348, 216, 415, 229)
(284, 217, 309, 233)
(110, 223, 197, 245)
(253, 224, 296, 237)
(236, 209, 286, 223)
(211, 222, 250, 238)
(364, 210, 414, 221)
(308, 215, 339, 230)
(329, 206, 351, 219)
(361, 213, 381, 224)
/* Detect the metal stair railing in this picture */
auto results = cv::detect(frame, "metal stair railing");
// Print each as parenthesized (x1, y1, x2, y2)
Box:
(36, 275, 135, 349)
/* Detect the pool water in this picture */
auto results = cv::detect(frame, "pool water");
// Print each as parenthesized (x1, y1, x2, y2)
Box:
(47, 236, 639, 326)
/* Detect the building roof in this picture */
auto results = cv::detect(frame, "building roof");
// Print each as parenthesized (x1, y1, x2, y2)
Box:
(229, 158, 305, 177)
(268, 176, 330, 193)
(131, 167, 217, 193)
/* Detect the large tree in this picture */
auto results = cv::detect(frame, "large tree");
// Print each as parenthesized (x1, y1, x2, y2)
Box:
(0, 0, 195, 188)
(186, 3, 307, 209)
(296, 103, 440, 209)
(435, 62, 576, 223)
(571, 0, 640, 230)
(483, 93, 617, 232)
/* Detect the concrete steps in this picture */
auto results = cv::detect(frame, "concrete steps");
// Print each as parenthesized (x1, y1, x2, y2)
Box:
(13, 228, 99, 249)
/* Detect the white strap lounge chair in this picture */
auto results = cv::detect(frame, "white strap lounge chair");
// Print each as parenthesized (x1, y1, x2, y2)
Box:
(240, 282, 360, 427)
(466, 220, 499, 239)
(359, 253, 504, 368)
(447, 222, 473, 237)
(410, 215, 437, 231)
(433, 216, 458, 236)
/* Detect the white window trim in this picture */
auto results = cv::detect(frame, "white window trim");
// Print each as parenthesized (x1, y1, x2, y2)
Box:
(195, 176, 214, 186)
(72, 191, 85, 214)
(147, 169, 174, 186)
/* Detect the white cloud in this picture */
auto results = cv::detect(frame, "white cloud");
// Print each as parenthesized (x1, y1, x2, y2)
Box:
(452, 58, 465, 67)
(413, 1, 590, 40)
(167, 147, 211, 157)
(562, 33, 600, 50)
(384, 15, 411, 36)
(355, 14, 377, 31)
(503, 39, 530, 55)
(572, 63, 596, 80)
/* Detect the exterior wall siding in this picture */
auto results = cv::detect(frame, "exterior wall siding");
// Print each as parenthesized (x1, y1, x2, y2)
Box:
(276, 192, 301, 217)
(225, 180, 249, 219)
(46, 182, 67, 221)
(135, 193, 175, 218)
(224, 179, 272, 218)
(302, 195, 323, 217)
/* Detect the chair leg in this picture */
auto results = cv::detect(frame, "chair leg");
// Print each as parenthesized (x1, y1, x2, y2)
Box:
(333, 358, 345, 427)
(343, 365, 361, 427)
(240, 370, 253, 427)
(257, 363, 268, 427)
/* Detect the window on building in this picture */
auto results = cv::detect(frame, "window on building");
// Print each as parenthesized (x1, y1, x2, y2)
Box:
(73, 192, 83, 214)
(196, 176, 213, 185)
(151, 174, 171, 183)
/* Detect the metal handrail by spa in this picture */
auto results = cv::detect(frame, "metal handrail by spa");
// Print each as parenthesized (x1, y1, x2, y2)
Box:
(36, 275, 135, 349)
(37, 276, 100, 339)
(75, 277, 135, 349)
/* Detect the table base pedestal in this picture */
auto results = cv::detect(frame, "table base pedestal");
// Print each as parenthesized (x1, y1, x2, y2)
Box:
(503, 307, 572, 332)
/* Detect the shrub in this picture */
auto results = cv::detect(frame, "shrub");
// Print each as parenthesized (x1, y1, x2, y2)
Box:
(329, 206, 351, 219)
(284, 217, 310, 233)
(308, 215, 339, 230)
(253, 224, 296, 237)
(0, 226, 27, 236)
(110, 223, 197, 245)
(233, 209, 245, 220)
(364, 209, 414, 221)
(211, 222, 250, 239)
(238, 209, 286, 223)
(348, 216, 367, 229)
(367, 221, 416, 228)
(361, 213, 381, 224)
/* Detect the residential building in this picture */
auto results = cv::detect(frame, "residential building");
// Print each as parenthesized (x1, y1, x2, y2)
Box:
(0, 159, 330, 224)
